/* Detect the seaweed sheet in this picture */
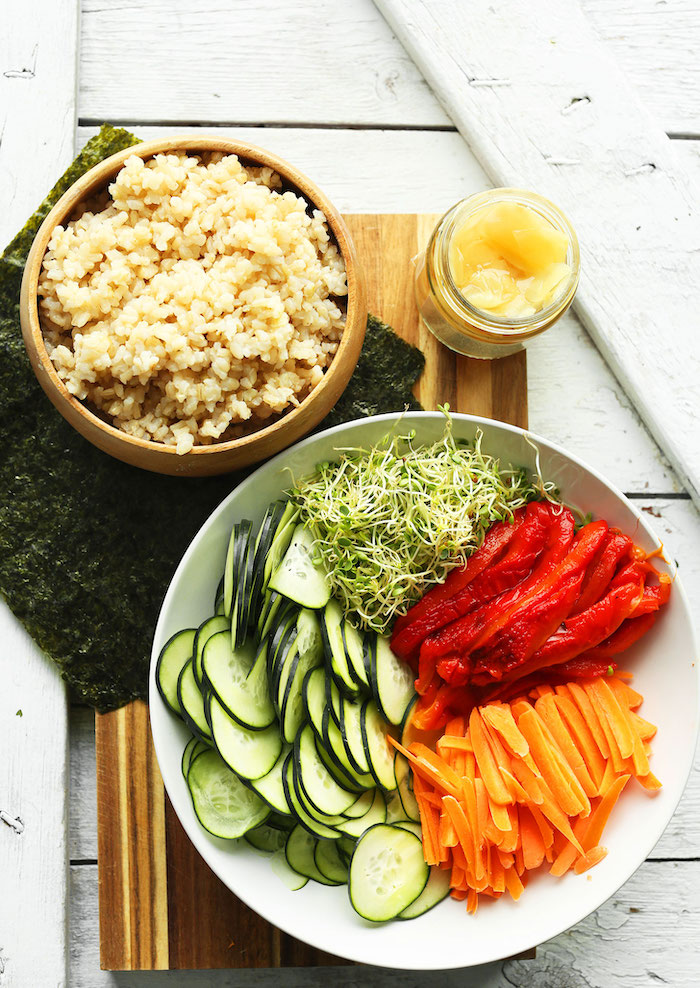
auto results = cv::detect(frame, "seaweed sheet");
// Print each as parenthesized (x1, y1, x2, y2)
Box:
(0, 126, 424, 710)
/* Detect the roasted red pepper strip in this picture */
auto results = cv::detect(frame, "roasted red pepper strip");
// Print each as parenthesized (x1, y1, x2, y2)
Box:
(569, 529, 632, 616)
(423, 507, 578, 671)
(479, 578, 644, 686)
(471, 566, 587, 681)
(629, 573, 672, 616)
(574, 611, 658, 662)
(413, 682, 471, 731)
(476, 657, 617, 704)
(393, 502, 556, 663)
(391, 508, 525, 656)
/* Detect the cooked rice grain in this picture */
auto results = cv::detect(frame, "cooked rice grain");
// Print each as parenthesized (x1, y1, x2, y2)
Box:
(39, 152, 347, 453)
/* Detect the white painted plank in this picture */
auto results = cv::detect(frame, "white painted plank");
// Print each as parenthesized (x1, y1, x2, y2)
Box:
(77, 0, 700, 135)
(69, 861, 700, 986)
(77, 123, 680, 494)
(0, 4, 78, 986)
(373, 0, 700, 509)
(69, 707, 97, 862)
(675, 140, 700, 182)
(583, 0, 700, 136)
(78, 0, 449, 128)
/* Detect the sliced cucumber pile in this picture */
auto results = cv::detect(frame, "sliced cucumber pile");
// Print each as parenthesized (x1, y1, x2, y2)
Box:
(157, 499, 445, 921)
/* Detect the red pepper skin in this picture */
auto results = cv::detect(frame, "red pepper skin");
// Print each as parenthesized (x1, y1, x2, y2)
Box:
(476, 577, 644, 686)
(475, 657, 617, 705)
(390, 507, 527, 657)
(569, 529, 632, 616)
(574, 610, 658, 662)
(392, 502, 556, 662)
(422, 507, 578, 669)
(471, 566, 587, 682)
(413, 682, 469, 731)
(629, 573, 672, 616)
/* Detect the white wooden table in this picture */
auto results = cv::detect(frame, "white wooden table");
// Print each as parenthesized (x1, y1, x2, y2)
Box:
(2, 2, 699, 985)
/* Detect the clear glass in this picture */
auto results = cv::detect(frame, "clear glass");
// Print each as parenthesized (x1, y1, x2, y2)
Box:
(414, 188, 580, 359)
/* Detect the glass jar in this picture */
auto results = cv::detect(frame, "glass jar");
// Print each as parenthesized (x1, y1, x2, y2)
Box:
(414, 188, 580, 359)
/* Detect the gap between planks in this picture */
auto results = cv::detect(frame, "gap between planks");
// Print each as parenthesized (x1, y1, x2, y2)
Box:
(77, 117, 700, 141)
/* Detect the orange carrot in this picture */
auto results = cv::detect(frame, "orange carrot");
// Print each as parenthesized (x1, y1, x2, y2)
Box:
(584, 679, 635, 760)
(553, 692, 607, 792)
(535, 693, 598, 798)
(480, 703, 530, 757)
(637, 771, 662, 791)
(519, 805, 546, 870)
(517, 708, 588, 817)
(565, 683, 611, 758)
(574, 846, 607, 874)
(470, 708, 513, 806)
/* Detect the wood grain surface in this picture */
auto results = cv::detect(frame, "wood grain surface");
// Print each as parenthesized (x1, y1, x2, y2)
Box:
(93, 212, 527, 971)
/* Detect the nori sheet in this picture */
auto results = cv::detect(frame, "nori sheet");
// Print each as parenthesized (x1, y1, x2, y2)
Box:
(0, 126, 424, 711)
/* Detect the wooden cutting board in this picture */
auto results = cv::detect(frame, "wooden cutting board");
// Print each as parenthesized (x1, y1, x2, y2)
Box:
(94, 213, 528, 971)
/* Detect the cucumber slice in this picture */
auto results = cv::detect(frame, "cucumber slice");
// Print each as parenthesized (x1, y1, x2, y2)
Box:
(360, 700, 399, 791)
(269, 524, 331, 609)
(322, 711, 375, 789)
(294, 725, 358, 816)
(234, 639, 276, 730)
(202, 632, 261, 727)
(339, 698, 371, 775)
(181, 736, 199, 779)
(193, 615, 230, 687)
(385, 791, 410, 825)
(341, 789, 376, 819)
(270, 849, 308, 891)
(398, 867, 451, 920)
(394, 820, 422, 839)
(177, 659, 212, 742)
(256, 590, 288, 643)
(232, 520, 254, 647)
(282, 756, 340, 840)
(324, 673, 343, 729)
(395, 754, 420, 822)
(336, 787, 387, 838)
(248, 501, 286, 629)
(314, 839, 349, 885)
(263, 503, 298, 587)
(268, 610, 301, 698)
(223, 522, 243, 619)
(245, 823, 289, 854)
(302, 666, 327, 741)
(316, 733, 367, 793)
(249, 744, 293, 816)
(348, 824, 428, 922)
(187, 748, 269, 839)
(370, 634, 416, 726)
(342, 620, 370, 689)
(156, 628, 197, 717)
(291, 761, 348, 828)
(284, 824, 333, 884)
(321, 600, 361, 696)
(280, 612, 324, 743)
(208, 693, 281, 781)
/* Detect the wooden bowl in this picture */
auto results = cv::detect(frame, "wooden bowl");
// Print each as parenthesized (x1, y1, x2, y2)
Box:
(20, 136, 367, 476)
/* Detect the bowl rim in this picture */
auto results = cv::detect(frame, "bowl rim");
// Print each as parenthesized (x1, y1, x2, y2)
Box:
(20, 134, 366, 460)
(149, 409, 700, 968)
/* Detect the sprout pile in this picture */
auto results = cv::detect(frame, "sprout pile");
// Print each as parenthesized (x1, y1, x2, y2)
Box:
(290, 413, 548, 633)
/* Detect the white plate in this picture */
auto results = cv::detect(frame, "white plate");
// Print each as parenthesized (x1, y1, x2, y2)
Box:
(150, 412, 699, 969)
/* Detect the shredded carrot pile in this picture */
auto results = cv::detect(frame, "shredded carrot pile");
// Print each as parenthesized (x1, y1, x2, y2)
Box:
(389, 675, 660, 913)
